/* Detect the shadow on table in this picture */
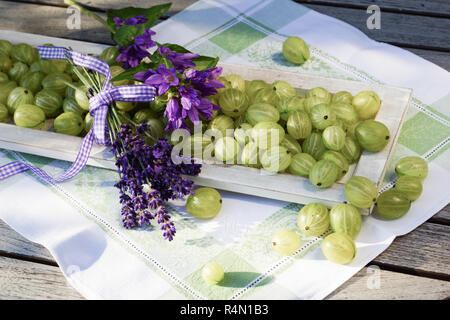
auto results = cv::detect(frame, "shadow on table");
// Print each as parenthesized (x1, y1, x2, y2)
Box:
(217, 272, 274, 288)
(271, 52, 296, 67)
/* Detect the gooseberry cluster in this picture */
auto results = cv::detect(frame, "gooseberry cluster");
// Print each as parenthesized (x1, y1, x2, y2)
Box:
(271, 156, 428, 264)
(187, 71, 390, 191)
(0, 40, 168, 139)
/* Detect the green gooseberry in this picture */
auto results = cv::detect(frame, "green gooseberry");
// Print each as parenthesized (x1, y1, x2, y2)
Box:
(234, 122, 253, 146)
(309, 159, 339, 189)
(322, 125, 346, 151)
(395, 156, 428, 181)
(54, 112, 84, 136)
(0, 80, 18, 105)
(42, 73, 72, 96)
(260, 145, 292, 173)
(271, 229, 301, 255)
(310, 103, 336, 130)
(14, 104, 46, 130)
(375, 190, 411, 220)
(99, 46, 120, 65)
(225, 74, 246, 92)
(302, 132, 326, 160)
(246, 103, 280, 125)
(280, 134, 302, 155)
(282, 36, 310, 65)
(331, 91, 353, 104)
(186, 187, 222, 220)
(245, 79, 269, 103)
(214, 136, 239, 163)
(352, 90, 381, 120)
(306, 87, 331, 104)
(329, 203, 362, 239)
(7, 87, 34, 114)
(297, 203, 330, 237)
(251, 121, 285, 149)
(289, 152, 316, 177)
(320, 150, 349, 179)
(240, 141, 260, 168)
(35, 89, 63, 118)
(218, 88, 249, 118)
(0, 71, 8, 83)
(271, 80, 296, 100)
(0, 40, 13, 56)
(345, 176, 378, 209)
(394, 176, 423, 201)
(12, 43, 37, 65)
(286, 110, 312, 140)
(19, 71, 45, 94)
(8, 62, 29, 82)
(355, 120, 390, 152)
(208, 114, 234, 137)
(330, 102, 359, 125)
(0, 53, 13, 73)
(253, 87, 280, 106)
(341, 136, 361, 164)
(0, 103, 8, 122)
(277, 95, 305, 121)
(303, 96, 329, 114)
(321, 232, 356, 265)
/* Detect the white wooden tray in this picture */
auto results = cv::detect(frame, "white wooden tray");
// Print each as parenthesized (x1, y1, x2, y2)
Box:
(0, 30, 412, 213)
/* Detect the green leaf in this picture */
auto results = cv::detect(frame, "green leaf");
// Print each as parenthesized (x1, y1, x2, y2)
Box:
(157, 42, 191, 54)
(111, 63, 154, 82)
(112, 25, 143, 47)
(106, 3, 172, 32)
(192, 55, 220, 71)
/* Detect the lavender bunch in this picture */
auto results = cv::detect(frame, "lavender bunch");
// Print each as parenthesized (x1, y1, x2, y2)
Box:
(64, 1, 221, 240)
(110, 121, 201, 240)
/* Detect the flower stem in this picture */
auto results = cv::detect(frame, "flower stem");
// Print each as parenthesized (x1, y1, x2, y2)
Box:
(64, 0, 115, 34)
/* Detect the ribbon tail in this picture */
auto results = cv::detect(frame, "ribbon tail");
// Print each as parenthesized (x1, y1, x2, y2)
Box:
(0, 130, 95, 184)
(0, 161, 31, 180)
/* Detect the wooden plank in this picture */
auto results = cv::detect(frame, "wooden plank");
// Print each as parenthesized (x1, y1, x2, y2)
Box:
(0, 1, 449, 71)
(0, 1, 113, 44)
(429, 204, 450, 224)
(296, 0, 450, 17)
(15, 0, 197, 16)
(2, 216, 449, 279)
(407, 48, 450, 72)
(14, 0, 450, 18)
(0, 256, 84, 300)
(373, 222, 450, 279)
(0, 220, 54, 264)
(1, 254, 448, 300)
(303, 4, 450, 51)
(327, 266, 450, 300)
(1, 1, 450, 52)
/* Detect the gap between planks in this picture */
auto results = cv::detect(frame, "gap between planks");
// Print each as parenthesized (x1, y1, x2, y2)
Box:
(0, 255, 448, 300)
(12, 0, 450, 18)
(0, 0, 449, 53)
(294, 0, 450, 19)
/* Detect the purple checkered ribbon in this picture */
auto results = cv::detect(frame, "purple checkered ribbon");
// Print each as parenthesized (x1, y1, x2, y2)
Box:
(0, 46, 156, 183)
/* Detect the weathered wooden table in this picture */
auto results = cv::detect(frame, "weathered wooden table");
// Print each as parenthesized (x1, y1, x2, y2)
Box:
(0, 0, 449, 300)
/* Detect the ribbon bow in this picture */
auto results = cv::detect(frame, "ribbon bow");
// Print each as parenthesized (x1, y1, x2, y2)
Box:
(0, 46, 156, 183)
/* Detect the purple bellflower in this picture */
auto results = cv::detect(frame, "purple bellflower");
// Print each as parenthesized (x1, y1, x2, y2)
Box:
(114, 15, 148, 29)
(135, 64, 179, 96)
(158, 47, 200, 73)
(184, 67, 224, 96)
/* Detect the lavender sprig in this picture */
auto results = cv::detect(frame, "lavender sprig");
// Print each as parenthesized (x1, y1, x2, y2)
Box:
(111, 123, 201, 240)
